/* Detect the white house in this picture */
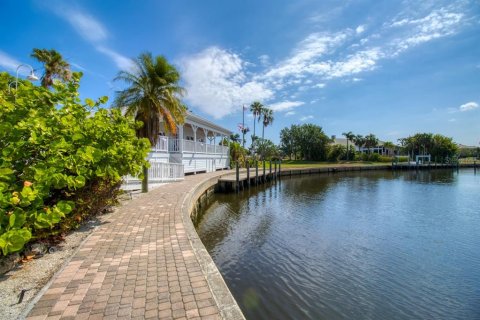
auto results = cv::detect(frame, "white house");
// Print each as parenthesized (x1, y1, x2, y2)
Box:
(332, 138, 396, 156)
(150, 112, 232, 173)
(123, 112, 232, 190)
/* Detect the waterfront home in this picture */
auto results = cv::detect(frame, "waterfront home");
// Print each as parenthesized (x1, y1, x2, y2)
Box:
(124, 112, 232, 189)
(332, 138, 397, 156)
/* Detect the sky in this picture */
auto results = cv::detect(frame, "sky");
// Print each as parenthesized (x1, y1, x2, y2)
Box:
(1, 0, 479, 146)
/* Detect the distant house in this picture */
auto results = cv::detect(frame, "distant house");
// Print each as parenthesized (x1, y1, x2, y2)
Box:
(332, 138, 397, 156)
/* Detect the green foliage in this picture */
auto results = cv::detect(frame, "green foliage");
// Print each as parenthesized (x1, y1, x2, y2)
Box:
(0, 71, 150, 255)
(398, 133, 458, 162)
(251, 138, 279, 161)
(355, 153, 381, 162)
(327, 144, 347, 162)
(280, 124, 330, 161)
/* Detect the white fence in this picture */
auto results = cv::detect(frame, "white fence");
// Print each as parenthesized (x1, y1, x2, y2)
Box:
(122, 161, 184, 190)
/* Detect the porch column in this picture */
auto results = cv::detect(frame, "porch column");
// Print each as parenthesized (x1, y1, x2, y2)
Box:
(203, 128, 209, 153)
(192, 124, 198, 153)
(178, 125, 184, 153)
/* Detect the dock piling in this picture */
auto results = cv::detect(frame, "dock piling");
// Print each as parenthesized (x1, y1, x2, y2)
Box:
(269, 160, 272, 180)
(246, 161, 250, 187)
(263, 160, 266, 182)
(235, 161, 240, 193)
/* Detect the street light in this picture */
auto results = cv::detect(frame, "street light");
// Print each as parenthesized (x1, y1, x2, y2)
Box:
(15, 64, 39, 90)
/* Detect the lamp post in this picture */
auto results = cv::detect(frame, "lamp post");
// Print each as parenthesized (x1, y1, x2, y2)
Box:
(14, 64, 39, 90)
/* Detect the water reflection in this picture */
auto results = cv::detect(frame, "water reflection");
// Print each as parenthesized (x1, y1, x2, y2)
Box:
(197, 169, 480, 320)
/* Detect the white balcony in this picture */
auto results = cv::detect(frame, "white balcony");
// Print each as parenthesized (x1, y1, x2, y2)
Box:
(153, 137, 229, 155)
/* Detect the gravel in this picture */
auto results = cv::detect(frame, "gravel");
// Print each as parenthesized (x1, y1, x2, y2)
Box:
(0, 209, 117, 320)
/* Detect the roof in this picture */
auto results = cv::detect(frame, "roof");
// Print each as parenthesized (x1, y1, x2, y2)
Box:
(185, 112, 233, 136)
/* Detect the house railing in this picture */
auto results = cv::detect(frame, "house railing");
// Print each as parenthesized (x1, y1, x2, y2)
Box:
(122, 161, 184, 190)
(156, 138, 229, 155)
(154, 136, 169, 151)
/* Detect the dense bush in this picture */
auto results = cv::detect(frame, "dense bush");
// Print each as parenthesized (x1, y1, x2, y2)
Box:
(327, 145, 346, 162)
(0, 72, 150, 255)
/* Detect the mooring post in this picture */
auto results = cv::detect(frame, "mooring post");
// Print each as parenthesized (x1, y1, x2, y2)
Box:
(255, 160, 259, 185)
(274, 161, 277, 180)
(279, 160, 282, 178)
(246, 161, 250, 187)
(235, 161, 240, 193)
(474, 160, 476, 174)
(263, 160, 266, 183)
(269, 160, 272, 181)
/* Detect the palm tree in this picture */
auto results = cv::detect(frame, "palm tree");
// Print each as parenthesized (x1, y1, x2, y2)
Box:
(353, 134, 365, 152)
(342, 131, 355, 161)
(31, 48, 71, 88)
(114, 52, 186, 192)
(383, 141, 396, 156)
(261, 108, 274, 140)
(364, 134, 379, 154)
(250, 101, 264, 143)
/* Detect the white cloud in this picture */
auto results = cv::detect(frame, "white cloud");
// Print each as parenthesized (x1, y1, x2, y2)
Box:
(448, 118, 457, 122)
(177, 4, 470, 118)
(285, 111, 296, 117)
(261, 32, 348, 80)
(300, 115, 314, 121)
(96, 46, 133, 70)
(0, 50, 21, 72)
(459, 101, 478, 112)
(356, 25, 366, 34)
(258, 54, 270, 66)
(329, 48, 381, 78)
(63, 11, 108, 43)
(270, 100, 304, 112)
(51, 6, 131, 70)
(180, 47, 273, 119)
(388, 9, 464, 55)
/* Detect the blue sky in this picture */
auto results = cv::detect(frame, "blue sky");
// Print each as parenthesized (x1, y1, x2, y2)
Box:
(1, 0, 479, 145)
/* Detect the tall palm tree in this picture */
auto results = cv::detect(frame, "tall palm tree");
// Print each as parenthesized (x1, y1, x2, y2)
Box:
(261, 108, 274, 140)
(31, 48, 72, 88)
(342, 131, 355, 161)
(353, 134, 365, 152)
(383, 141, 396, 156)
(114, 52, 186, 192)
(250, 101, 264, 142)
(364, 133, 379, 154)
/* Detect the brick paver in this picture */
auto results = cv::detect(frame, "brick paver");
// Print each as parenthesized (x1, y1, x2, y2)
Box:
(27, 171, 235, 320)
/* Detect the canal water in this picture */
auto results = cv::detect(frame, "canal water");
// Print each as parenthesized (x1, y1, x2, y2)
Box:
(196, 169, 480, 320)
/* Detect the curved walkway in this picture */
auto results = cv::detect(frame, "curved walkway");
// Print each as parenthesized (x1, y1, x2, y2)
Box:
(26, 170, 244, 320)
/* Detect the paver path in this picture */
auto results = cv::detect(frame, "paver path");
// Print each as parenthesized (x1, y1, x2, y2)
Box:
(26, 170, 238, 320)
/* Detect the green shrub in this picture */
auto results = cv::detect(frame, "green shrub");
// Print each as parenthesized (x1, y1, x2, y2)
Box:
(0, 72, 150, 255)
(327, 145, 346, 162)
(378, 156, 393, 162)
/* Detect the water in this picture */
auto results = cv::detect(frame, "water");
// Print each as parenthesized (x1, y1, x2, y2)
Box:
(196, 169, 480, 320)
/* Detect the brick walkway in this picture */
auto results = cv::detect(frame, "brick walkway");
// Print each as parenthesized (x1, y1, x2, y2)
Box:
(26, 171, 242, 320)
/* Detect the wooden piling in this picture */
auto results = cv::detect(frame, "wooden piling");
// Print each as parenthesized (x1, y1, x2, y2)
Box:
(235, 161, 240, 193)
(255, 161, 259, 185)
(269, 160, 272, 181)
(246, 161, 250, 187)
(263, 160, 266, 183)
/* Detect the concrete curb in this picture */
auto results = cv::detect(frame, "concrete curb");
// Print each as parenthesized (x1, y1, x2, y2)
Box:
(181, 173, 245, 320)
